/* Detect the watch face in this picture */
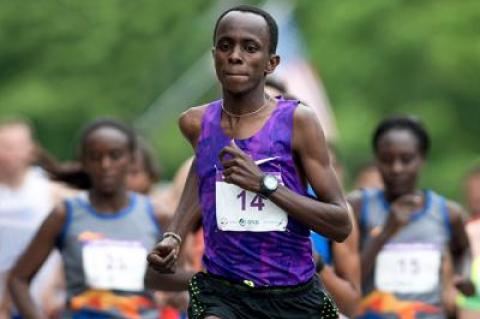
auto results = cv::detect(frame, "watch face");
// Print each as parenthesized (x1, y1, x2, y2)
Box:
(264, 175, 278, 190)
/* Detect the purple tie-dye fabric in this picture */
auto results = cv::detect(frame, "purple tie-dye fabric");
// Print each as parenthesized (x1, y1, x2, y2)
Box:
(195, 99, 315, 286)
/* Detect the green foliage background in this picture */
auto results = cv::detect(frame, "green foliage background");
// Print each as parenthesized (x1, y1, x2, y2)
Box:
(1, 0, 479, 201)
(296, 0, 480, 200)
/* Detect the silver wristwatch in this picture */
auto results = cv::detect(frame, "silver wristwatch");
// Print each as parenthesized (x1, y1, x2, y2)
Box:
(260, 174, 278, 197)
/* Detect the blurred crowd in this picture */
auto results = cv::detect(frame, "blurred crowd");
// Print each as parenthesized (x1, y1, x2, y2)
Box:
(0, 80, 479, 319)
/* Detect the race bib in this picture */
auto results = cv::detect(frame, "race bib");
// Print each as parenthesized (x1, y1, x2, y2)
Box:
(82, 239, 147, 292)
(215, 172, 288, 232)
(375, 243, 441, 294)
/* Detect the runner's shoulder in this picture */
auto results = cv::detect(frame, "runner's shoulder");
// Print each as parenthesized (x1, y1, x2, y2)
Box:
(179, 104, 209, 145)
(41, 200, 70, 236)
(52, 200, 69, 219)
(293, 103, 319, 126)
(292, 103, 326, 146)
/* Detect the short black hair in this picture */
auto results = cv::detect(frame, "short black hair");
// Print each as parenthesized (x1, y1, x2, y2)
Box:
(79, 118, 137, 156)
(213, 5, 278, 54)
(372, 115, 430, 157)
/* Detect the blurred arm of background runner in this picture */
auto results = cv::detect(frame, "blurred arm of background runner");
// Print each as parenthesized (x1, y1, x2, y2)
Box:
(444, 202, 475, 297)
(442, 249, 461, 316)
(8, 204, 67, 319)
(318, 207, 361, 317)
(440, 246, 475, 317)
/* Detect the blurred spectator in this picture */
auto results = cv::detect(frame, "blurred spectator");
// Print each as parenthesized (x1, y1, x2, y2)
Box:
(156, 157, 194, 214)
(353, 162, 384, 190)
(126, 137, 162, 195)
(0, 119, 70, 318)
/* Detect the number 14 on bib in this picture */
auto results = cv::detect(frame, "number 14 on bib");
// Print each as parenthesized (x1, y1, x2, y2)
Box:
(215, 172, 288, 232)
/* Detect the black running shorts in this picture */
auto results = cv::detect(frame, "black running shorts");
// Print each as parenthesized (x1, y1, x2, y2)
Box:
(187, 272, 339, 319)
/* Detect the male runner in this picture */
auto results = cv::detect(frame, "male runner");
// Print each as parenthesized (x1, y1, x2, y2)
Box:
(147, 5, 351, 318)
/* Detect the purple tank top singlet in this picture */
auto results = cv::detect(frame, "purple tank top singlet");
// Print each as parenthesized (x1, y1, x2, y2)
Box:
(195, 99, 315, 286)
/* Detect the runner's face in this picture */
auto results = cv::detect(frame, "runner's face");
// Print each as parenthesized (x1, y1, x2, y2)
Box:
(82, 127, 132, 195)
(213, 11, 276, 94)
(375, 129, 424, 197)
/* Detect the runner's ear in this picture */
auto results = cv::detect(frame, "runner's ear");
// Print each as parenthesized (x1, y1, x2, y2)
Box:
(265, 55, 280, 74)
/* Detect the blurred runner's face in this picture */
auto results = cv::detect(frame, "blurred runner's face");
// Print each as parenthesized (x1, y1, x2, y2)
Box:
(0, 124, 34, 177)
(213, 11, 271, 94)
(465, 174, 480, 214)
(375, 129, 424, 197)
(82, 127, 132, 195)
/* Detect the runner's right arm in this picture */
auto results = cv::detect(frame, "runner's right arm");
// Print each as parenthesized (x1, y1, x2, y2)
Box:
(145, 192, 199, 289)
(8, 204, 66, 319)
(147, 107, 205, 273)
